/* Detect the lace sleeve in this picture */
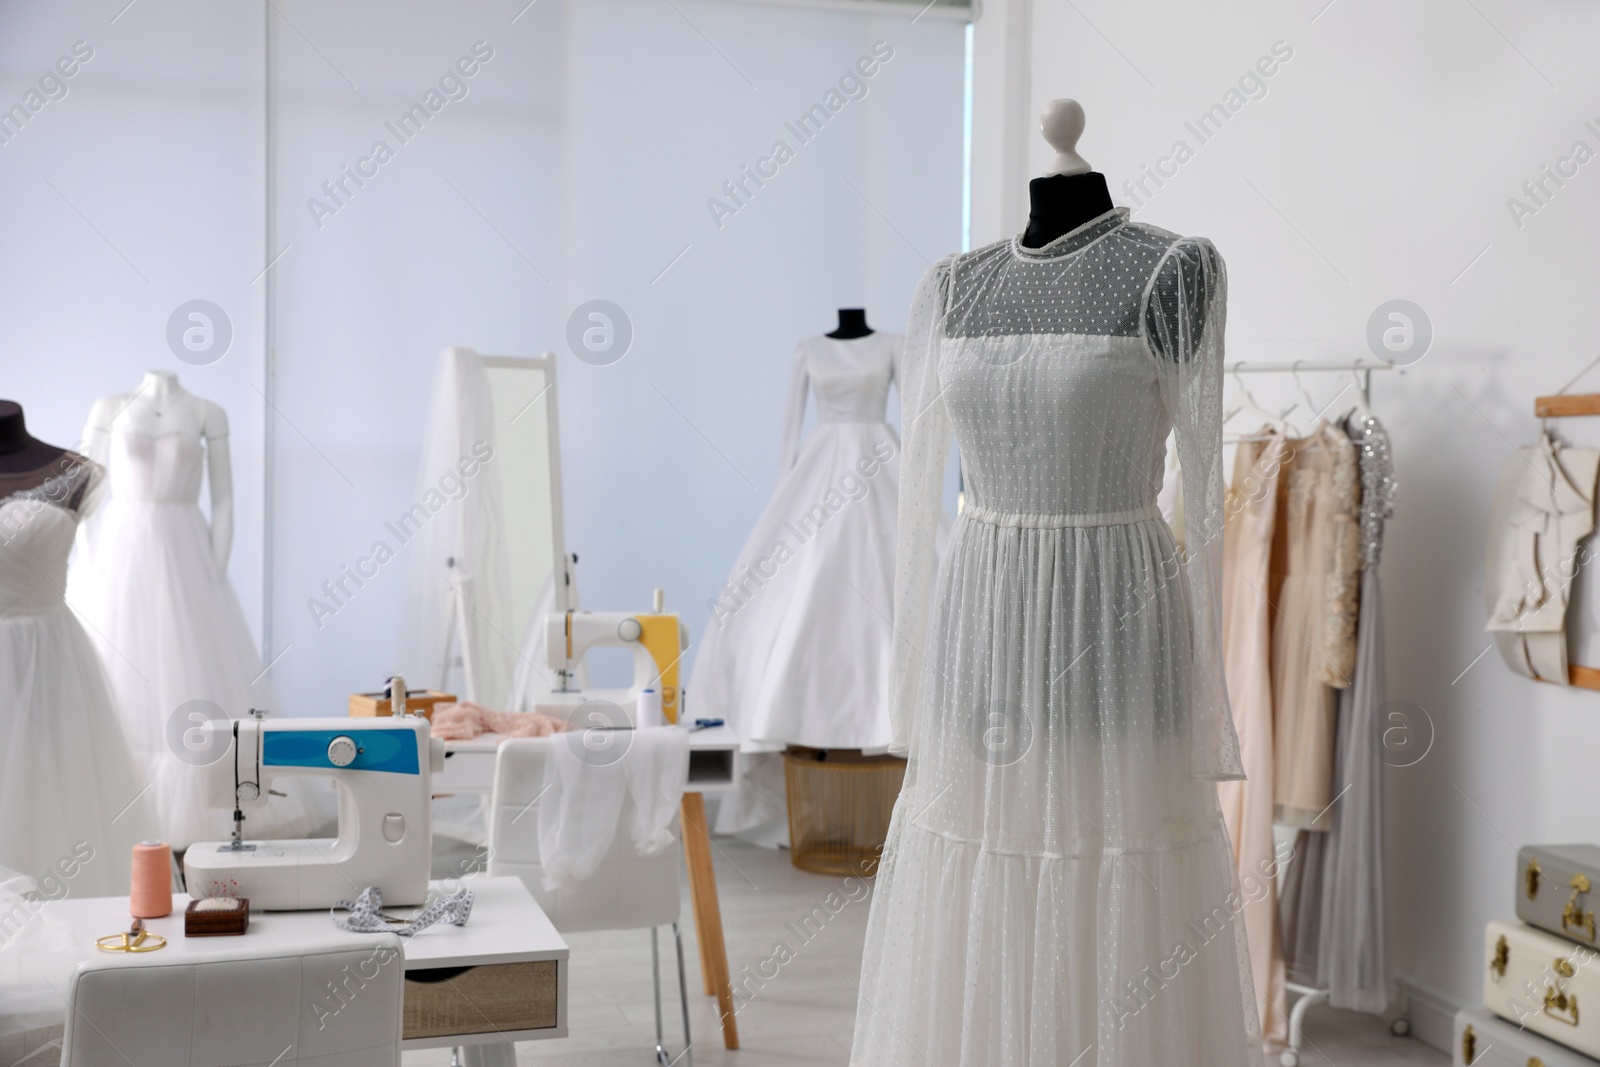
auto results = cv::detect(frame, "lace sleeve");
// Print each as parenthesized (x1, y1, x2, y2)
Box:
(776, 342, 810, 473)
(889, 257, 955, 757)
(1144, 236, 1244, 782)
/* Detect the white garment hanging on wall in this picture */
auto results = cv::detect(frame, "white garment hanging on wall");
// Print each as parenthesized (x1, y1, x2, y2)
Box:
(1484, 431, 1599, 683)
(396, 347, 514, 708)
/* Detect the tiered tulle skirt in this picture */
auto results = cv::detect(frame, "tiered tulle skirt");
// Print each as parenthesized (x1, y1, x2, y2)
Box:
(851, 510, 1262, 1066)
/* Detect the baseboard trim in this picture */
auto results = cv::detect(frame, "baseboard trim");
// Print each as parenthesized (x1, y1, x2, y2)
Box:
(1398, 974, 1461, 1055)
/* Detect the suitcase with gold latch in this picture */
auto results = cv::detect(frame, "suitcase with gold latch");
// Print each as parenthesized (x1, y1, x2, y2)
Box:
(1483, 919, 1600, 1057)
(1519, 846, 1600, 949)
(1455, 1006, 1600, 1066)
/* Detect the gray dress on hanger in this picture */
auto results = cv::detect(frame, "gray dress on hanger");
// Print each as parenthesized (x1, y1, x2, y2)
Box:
(1317, 413, 1396, 1012)
(1279, 413, 1396, 1011)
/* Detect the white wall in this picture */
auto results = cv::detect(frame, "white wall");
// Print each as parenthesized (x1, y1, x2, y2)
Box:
(0, 1, 964, 712)
(0, 0, 268, 628)
(970, 0, 1600, 1042)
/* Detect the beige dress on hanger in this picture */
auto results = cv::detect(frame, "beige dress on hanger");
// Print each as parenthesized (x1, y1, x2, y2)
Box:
(1219, 432, 1289, 1044)
(1270, 422, 1360, 831)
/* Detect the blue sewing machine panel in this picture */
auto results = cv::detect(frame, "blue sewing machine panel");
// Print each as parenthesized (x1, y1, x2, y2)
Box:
(262, 728, 420, 774)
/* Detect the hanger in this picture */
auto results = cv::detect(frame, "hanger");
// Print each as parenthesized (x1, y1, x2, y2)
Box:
(1346, 367, 1374, 423)
(1226, 365, 1293, 435)
(1534, 351, 1600, 440)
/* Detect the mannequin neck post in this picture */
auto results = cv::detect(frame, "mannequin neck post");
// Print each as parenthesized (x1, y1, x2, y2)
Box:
(828, 308, 873, 339)
(1020, 172, 1115, 249)
(140, 370, 183, 400)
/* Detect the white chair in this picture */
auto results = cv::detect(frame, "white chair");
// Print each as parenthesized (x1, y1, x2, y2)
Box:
(488, 737, 691, 1067)
(62, 933, 405, 1067)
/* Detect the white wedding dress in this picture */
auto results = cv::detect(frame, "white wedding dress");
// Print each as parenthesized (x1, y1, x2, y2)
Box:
(852, 209, 1263, 1066)
(70, 427, 323, 849)
(0, 462, 155, 897)
(692, 333, 908, 836)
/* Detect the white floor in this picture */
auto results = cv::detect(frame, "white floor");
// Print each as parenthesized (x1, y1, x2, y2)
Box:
(407, 838, 1446, 1067)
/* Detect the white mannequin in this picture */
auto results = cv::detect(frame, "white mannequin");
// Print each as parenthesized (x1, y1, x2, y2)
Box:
(82, 371, 234, 568)
(1039, 98, 1092, 177)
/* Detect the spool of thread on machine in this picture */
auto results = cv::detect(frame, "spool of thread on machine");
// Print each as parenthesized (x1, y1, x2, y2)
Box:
(637, 687, 663, 728)
(130, 840, 173, 918)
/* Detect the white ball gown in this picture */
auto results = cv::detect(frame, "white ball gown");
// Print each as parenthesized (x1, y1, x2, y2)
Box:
(852, 210, 1263, 1066)
(0, 461, 155, 897)
(693, 332, 907, 836)
(70, 426, 323, 849)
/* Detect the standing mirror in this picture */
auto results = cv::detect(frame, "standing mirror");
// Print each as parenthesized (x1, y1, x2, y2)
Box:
(481, 353, 570, 708)
(405, 348, 568, 710)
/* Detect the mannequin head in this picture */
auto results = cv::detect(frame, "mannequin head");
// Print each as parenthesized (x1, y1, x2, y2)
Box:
(1040, 99, 1091, 177)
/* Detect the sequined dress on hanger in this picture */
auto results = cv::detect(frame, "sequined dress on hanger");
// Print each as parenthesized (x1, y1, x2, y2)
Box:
(850, 208, 1263, 1066)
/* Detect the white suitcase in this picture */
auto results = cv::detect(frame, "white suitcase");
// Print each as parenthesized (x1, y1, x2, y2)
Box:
(1455, 1006, 1600, 1066)
(1484, 919, 1600, 1057)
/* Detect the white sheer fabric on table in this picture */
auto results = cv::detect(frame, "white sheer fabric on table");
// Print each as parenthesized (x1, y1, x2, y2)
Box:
(538, 726, 689, 892)
(852, 208, 1262, 1066)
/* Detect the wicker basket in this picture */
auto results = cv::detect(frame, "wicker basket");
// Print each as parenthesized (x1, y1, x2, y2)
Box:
(783, 747, 907, 876)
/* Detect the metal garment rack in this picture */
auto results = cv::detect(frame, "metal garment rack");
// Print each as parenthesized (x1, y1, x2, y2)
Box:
(1228, 358, 1400, 404)
(1226, 359, 1410, 1067)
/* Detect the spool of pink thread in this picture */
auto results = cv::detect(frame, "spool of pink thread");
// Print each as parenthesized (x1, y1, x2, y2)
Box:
(130, 840, 173, 919)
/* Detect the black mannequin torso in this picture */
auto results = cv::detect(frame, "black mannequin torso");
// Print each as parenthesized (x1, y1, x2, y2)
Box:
(1019, 173, 1115, 249)
(0, 400, 90, 507)
(827, 308, 874, 339)
(0, 401, 68, 474)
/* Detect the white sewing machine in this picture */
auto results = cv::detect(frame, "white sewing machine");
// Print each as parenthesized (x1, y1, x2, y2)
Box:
(538, 589, 688, 726)
(184, 715, 444, 910)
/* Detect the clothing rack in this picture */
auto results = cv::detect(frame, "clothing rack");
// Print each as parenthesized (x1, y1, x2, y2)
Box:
(1225, 359, 1407, 1067)
(1228, 359, 1398, 405)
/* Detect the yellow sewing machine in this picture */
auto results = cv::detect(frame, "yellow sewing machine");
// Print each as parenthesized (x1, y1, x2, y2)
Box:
(538, 588, 686, 725)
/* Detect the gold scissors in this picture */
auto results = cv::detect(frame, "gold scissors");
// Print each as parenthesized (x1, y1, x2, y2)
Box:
(96, 917, 167, 953)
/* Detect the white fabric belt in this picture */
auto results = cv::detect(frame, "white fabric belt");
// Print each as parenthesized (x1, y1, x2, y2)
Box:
(961, 503, 1161, 528)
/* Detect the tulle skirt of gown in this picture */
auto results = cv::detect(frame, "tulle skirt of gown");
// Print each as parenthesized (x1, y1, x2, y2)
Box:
(72, 500, 326, 849)
(0, 603, 156, 897)
(695, 422, 901, 836)
(851, 513, 1262, 1066)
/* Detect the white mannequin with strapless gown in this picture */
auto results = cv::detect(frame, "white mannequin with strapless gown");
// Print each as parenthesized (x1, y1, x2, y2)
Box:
(70, 374, 325, 848)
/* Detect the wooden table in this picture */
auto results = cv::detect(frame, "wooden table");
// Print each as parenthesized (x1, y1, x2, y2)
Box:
(435, 726, 744, 1049)
(6, 877, 566, 1066)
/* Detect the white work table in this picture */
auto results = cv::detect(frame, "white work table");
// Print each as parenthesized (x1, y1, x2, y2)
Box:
(7, 876, 566, 1063)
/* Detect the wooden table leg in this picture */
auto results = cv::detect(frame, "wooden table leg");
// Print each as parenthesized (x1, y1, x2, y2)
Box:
(681, 791, 739, 1049)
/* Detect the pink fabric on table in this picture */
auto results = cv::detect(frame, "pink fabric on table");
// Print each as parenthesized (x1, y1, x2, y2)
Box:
(429, 701, 571, 741)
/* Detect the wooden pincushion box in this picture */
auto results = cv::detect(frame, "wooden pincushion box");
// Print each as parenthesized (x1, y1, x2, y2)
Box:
(348, 689, 457, 720)
(185, 897, 249, 936)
